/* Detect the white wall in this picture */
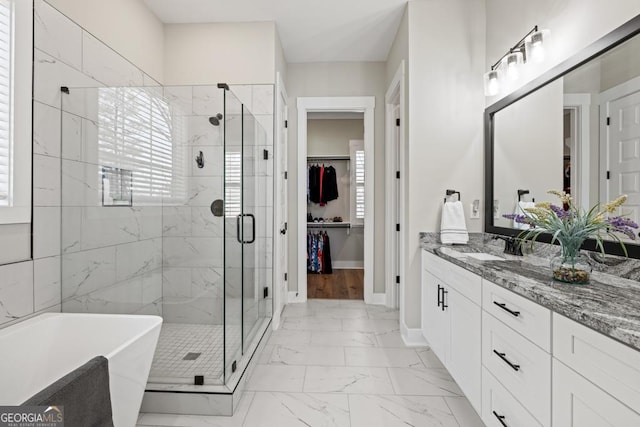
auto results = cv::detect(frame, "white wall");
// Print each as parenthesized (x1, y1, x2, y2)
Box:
(486, 0, 640, 101)
(44, 0, 164, 83)
(286, 62, 387, 294)
(163, 22, 277, 85)
(403, 0, 486, 328)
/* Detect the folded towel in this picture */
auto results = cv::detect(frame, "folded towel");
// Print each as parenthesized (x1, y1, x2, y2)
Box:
(513, 201, 535, 230)
(440, 201, 469, 244)
(23, 356, 114, 427)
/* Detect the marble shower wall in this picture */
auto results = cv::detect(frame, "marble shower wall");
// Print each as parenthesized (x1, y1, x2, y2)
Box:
(37, 0, 163, 318)
(0, 0, 162, 328)
(160, 85, 275, 325)
(160, 85, 225, 324)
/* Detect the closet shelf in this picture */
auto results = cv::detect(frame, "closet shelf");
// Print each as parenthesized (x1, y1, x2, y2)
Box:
(307, 222, 351, 229)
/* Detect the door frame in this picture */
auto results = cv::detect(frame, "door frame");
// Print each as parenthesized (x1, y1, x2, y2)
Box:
(385, 61, 406, 310)
(296, 96, 376, 304)
(563, 94, 591, 209)
(599, 75, 640, 204)
(273, 72, 288, 329)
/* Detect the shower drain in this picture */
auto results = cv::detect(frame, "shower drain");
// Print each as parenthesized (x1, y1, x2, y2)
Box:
(183, 352, 201, 360)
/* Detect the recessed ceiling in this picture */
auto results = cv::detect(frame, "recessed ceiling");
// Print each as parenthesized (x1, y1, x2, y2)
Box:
(143, 0, 407, 63)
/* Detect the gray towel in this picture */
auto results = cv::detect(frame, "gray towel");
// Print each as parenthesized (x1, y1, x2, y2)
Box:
(23, 356, 114, 427)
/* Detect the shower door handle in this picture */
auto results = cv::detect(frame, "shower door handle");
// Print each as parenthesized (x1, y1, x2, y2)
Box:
(236, 214, 256, 244)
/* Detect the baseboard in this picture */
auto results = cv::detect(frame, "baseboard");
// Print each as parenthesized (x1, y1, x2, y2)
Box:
(332, 261, 364, 269)
(287, 291, 306, 304)
(369, 293, 386, 305)
(400, 318, 427, 347)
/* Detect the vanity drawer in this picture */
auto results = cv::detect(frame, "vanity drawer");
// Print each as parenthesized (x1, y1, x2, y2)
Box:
(422, 250, 481, 305)
(553, 313, 640, 413)
(483, 279, 551, 352)
(482, 367, 544, 427)
(482, 312, 551, 426)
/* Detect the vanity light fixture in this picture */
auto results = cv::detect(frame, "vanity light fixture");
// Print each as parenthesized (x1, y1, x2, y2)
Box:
(484, 25, 549, 96)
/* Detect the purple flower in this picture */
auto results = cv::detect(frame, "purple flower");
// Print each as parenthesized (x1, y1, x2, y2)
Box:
(606, 216, 639, 229)
(550, 204, 572, 219)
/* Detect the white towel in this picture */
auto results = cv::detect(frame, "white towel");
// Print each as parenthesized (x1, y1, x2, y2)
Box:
(440, 201, 469, 245)
(513, 201, 535, 230)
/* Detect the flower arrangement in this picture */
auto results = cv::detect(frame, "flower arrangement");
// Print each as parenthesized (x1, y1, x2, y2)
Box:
(503, 190, 638, 284)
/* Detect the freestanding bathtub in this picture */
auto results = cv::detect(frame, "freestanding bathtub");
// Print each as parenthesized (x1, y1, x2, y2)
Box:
(0, 313, 162, 427)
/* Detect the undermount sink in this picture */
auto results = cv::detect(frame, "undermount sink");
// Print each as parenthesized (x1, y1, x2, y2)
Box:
(439, 247, 506, 261)
(464, 252, 506, 261)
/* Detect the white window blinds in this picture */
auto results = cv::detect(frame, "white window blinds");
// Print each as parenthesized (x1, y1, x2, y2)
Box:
(224, 151, 241, 218)
(0, 0, 13, 207)
(350, 139, 365, 225)
(98, 87, 184, 204)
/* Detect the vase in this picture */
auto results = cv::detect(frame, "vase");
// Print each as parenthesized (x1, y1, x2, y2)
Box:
(550, 250, 592, 285)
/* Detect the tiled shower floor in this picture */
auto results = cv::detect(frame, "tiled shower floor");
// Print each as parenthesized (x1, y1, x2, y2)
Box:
(148, 323, 242, 384)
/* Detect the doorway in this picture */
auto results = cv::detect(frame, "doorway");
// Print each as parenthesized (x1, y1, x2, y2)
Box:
(306, 113, 364, 299)
(296, 97, 375, 303)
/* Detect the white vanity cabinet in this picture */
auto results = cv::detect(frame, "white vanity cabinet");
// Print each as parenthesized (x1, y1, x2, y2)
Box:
(421, 250, 482, 412)
(552, 314, 640, 426)
(421, 249, 640, 427)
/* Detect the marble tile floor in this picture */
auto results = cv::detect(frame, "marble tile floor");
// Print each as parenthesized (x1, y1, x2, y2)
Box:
(138, 299, 484, 426)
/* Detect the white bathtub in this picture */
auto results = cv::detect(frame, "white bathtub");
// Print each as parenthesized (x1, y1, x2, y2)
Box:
(0, 313, 162, 427)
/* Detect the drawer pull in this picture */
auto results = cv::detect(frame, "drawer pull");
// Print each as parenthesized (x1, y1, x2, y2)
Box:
(493, 350, 520, 371)
(492, 411, 508, 427)
(437, 285, 443, 308)
(493, 301, 520, 317)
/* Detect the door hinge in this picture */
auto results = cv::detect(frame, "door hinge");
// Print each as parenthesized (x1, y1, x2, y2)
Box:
(607, 171, 611, 180)
(396, 171, 400, 179)
(395, 275, 400, 284)
(396, 223, 400, 232)
(284, 273, 288, 281)
(285, 120, 288, 128)
(396, 118, 400, 127)
(284, 171, 288, 179)
(606, 117, 611, 126)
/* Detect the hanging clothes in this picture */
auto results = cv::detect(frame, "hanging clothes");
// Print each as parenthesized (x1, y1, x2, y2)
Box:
(321, 165, 338, 205)
(307, 163, 339, 205)
(307, 231, 333, 274)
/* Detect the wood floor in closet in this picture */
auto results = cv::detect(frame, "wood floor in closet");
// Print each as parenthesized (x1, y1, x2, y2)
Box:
(307, 269, 364, 300)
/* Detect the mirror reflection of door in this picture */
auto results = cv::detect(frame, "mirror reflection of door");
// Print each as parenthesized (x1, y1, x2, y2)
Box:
(604, 89, 640, 229)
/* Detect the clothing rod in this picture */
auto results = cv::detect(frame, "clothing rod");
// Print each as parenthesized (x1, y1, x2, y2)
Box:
(307, 156, 350, 161)
(307, 222, 351, 229)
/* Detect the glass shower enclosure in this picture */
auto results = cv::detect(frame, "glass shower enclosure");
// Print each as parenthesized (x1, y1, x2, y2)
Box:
(59, 84, 272, 388)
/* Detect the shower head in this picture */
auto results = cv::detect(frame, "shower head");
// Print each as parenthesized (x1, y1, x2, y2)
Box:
(209, 113, 223, 126)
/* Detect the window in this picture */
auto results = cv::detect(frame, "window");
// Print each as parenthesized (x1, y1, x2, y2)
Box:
(0, 0, 31, 224)
(98, 87, 185, 204)
(350, 139, 365, 225)
(224, 151, 241, 217)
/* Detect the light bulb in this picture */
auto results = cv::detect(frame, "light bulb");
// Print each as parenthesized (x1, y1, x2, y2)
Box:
(504, 52, 523, 81)
(484, 70, 500, 96)
(529, 31, 545, 62)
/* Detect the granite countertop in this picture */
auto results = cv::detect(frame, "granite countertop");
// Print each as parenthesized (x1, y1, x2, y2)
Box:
(419, 233, 640, 352)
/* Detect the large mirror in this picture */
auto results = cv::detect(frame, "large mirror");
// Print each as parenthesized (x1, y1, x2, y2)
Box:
(485, 14, 640, 257)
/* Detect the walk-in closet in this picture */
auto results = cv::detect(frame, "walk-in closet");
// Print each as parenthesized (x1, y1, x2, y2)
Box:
(306, 112, 365, 299)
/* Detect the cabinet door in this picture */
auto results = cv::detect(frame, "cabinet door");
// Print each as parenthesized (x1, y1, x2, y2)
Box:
(421, 269, 447, 362)
(553, 360, 640, 427)
(447, 287, 481, 412)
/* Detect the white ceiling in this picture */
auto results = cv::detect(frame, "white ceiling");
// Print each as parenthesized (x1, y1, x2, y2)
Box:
(143, 0, 407, 63)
